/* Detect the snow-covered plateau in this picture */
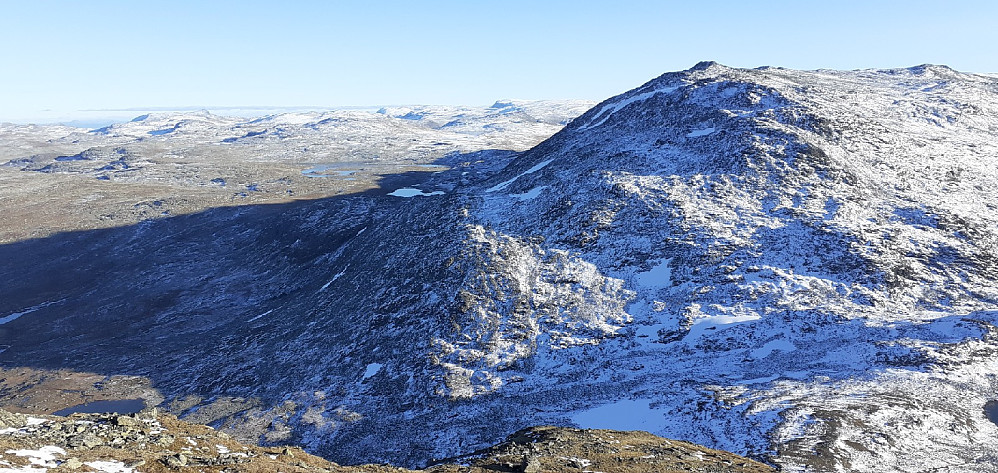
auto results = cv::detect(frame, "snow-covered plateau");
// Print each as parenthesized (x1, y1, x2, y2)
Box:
(2, 63, 998, 472)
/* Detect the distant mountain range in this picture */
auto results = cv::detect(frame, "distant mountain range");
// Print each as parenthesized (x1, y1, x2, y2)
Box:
(2, 63, 998, 472)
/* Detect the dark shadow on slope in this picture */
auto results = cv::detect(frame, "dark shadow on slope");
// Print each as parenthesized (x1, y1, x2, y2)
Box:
(0, 150, 516, 399)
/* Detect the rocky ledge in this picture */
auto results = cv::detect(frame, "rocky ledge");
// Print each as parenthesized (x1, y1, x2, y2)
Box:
(0, 408, 773, 472)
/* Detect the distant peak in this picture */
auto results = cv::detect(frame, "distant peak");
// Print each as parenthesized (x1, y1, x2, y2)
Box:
(689, 61, 723, 71)
(907, 64, 956, 74)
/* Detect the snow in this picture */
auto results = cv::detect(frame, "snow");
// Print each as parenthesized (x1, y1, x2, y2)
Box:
(523, 159, 555, 175)
(247, 309, 273, 323)
(510, 186, 547, 201)
(486, 159, 554, 192)
(4, 446, 64, 468)
(24, 418, 46, 427)
(84, 461, 134, 473)
(362, 363, 383, 380)
(485, 177, 519, 193)
(751, 338, 797, 359)
(216, 444, 230, 454)
(563, 457, 592, 467)
(684, 314, 761, 342)
(685, 127, 716, 138)
(571, 399, 668, 432)
(633, 323, 666, 339)
(578, 86, 680, 131)
(388, 188, 445, 197)
(0, 466, 47, 472)
(736, 375, 782, 385)
(635, 258, 672, 288)
(0, 301, 61, 325)
(319, 265, 349, 292)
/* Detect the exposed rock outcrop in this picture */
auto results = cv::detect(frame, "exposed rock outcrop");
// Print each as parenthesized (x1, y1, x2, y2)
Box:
(0, 408, 772, 472)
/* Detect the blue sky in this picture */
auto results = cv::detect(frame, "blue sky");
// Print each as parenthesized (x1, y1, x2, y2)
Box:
(2, 0, 995, 123)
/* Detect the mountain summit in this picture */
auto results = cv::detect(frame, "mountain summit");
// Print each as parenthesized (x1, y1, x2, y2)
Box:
(2, 63, 998, 472)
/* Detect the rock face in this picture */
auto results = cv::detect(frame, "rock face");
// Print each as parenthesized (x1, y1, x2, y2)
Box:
(0, 407, 355, 472)
(0, 408, 772, 473)
(3, 63, 998, 472)
(436, 425, 777, 473)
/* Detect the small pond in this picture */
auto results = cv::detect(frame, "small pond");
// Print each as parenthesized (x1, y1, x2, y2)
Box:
(52, 399, 146, 416)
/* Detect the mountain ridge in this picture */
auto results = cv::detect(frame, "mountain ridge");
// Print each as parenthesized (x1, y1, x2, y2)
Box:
(2, 63, 998, 472)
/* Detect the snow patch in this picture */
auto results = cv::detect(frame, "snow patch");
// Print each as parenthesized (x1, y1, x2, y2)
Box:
(0, 300, 62, 325)
(4, 446, 65, 468)
(686, 127, 716, 138)
(84, 461, 134, 473)
(578, 86, 680, 131)
(388, 188, 445, 197)
(363, 363, 383, 380)
(635, 258, 673, 289)
(510, 186, 547, 201)
(684, 313, 762, 342)
(319, 265, 349, 292)
(751, 338, 797, 359)
(247, 309, 273, 323)
(486, 159, 554, 192)
(0, 466, 47, 472)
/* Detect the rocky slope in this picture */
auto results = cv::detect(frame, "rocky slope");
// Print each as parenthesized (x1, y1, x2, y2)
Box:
(3, 63, 998, 472)
(0, 408, 773, 472)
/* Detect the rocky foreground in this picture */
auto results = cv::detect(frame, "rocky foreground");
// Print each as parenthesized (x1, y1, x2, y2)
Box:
(0, 408, 772, 473)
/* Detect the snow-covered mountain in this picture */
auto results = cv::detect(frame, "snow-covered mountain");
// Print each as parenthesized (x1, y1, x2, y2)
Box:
(455, 62, 998, 472)
(2, 63, 998, 472)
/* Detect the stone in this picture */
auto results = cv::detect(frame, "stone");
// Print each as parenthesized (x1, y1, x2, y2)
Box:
(62, 458, 84, 470)
(115, 415, 141, 427)
(522, 455, 542, 473)
(0, 408, 26, 428)
(67, 433, 103, 449)
(161, 453, 188, 468)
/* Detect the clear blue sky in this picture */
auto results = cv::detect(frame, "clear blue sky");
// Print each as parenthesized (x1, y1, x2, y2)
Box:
(2, 0, 995, 122)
